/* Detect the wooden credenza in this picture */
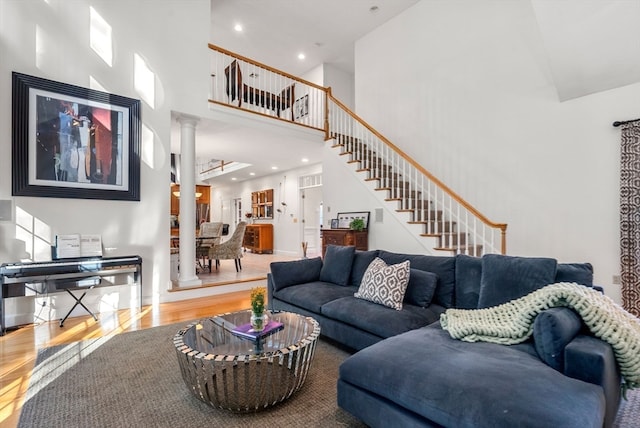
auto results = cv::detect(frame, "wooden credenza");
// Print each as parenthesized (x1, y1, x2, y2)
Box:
(321, 229, 368, 257)
(243, 223, 274, 254)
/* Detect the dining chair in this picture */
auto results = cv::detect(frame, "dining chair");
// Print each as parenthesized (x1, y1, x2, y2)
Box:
(197, 222, 223, 271)
(208, 221, 247, 272)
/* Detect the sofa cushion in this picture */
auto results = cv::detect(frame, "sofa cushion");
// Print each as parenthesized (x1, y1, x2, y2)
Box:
(556, 263, 594, 286)
(378, 251, 456, 308)
(349, 250, 380, 286)
(269, 257, 323, 291)
(319, 245, 355, 286)
(404, 269, 438, 307)
(455, 254, 483, 309)
(477, 254, 558, 308)
(354, 258, 410, 310)
(339, 326, 606, 428)
(533, 307, 583, 372)
(273, 281, 358, 313)
(321, 296, 444, 338)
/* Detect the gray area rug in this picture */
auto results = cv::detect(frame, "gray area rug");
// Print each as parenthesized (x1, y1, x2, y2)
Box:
(18, 322, 365, 428)
(18, 322, 640, 427)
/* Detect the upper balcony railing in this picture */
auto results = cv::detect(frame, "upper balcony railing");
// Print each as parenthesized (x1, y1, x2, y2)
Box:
(208, 44, 507, 255)
(209, 44, 327, 131)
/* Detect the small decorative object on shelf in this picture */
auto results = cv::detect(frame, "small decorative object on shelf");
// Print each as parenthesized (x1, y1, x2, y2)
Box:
(349, 218, 365, 231)
(250, 286, 267, 331)
(301, 241, 308, 258)
(245, 212, 254, 224)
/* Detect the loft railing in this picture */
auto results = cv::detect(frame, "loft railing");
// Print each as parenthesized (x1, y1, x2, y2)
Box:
(208, 44, 507, 255)
(208, 44, 327, 131)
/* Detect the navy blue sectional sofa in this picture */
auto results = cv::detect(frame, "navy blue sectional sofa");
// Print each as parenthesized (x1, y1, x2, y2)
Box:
(267, 246, 621, 428)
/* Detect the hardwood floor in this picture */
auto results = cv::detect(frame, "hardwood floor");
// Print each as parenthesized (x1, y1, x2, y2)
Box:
(0, 251, 296, 428)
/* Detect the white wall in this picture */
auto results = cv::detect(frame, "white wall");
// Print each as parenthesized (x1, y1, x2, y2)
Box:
(0, 0, 210, 326)
(209, 163, 322, 257)
(352, 0, 640, 301)
(302, 64, 355, 110)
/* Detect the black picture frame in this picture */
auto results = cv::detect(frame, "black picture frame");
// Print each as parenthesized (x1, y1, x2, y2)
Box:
(330, 218, 339, 229)
(12, 72, 141, 201)
(294, 94, 309, 120)
(337, 211, 370, 229)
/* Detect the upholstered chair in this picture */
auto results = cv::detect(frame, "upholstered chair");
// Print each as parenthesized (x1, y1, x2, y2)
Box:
(208, 221, 247, 272)
(196, 222, 223, 271)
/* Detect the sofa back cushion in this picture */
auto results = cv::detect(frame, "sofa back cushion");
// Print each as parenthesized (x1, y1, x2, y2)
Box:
(454, 254, 483, 309)
(404, 269, 438, 307)
(319, 245, 355, 286)
(556, 263, 593, 286)
(477, 254, 557, 308)
(270, 257, 323, 291)
(349, 250, 380, 286)
(455, 255, 595, 309)
(378, 250, 456, 308)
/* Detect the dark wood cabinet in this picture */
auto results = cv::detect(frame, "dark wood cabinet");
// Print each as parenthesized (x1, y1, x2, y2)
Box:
(243, 224, 274, 254)
(321, 229, 368, 257)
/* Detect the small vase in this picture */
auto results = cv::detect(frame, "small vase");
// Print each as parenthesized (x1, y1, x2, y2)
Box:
(250, 311, 268, 332)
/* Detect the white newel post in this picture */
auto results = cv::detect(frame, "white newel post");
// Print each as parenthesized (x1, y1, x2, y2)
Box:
(177, 114, 202, 287)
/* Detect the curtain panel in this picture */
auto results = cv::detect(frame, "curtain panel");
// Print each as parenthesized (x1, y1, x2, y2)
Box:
(620, 122, 640, 317)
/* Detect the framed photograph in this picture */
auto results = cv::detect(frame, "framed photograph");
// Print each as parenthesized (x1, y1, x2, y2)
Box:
(293, 94, 309, 120)
(337, 211, 370, 229)
(330, 218, 339, 229)
(12, 72, 141, 201)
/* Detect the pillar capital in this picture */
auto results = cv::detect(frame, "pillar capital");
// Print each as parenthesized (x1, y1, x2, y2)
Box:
(175, 113, 200, 127)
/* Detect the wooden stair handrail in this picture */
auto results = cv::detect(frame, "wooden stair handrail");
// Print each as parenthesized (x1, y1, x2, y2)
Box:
(209, 43, 328, 92)
(327, 90, 508, 252)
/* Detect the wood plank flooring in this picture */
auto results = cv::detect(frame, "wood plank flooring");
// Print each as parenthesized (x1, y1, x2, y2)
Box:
(0, 251, 294, 428)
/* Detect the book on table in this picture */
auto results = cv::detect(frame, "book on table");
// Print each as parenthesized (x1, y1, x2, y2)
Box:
(231, 320, 284, 341)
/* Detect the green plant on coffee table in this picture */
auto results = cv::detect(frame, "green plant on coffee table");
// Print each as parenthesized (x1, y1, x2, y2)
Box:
(250, 286, 266, 316)
(349, 218, 365, 231)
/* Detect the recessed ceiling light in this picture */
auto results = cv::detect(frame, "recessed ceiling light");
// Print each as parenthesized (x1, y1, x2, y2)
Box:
(271, 166, 278, 170)
(297, 53, 305, 60)
(234, 24, 243, 32)
(249, 172, 255, 176)
(231, 177, 237, 181)
(301, 158, 309, 163)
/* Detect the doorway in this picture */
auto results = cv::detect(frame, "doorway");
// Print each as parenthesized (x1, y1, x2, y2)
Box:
(300, 186, 322, 258)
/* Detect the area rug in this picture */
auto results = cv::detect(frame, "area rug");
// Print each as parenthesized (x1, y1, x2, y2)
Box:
(18, 322, 639, 428)
(18, 322, 365, 428)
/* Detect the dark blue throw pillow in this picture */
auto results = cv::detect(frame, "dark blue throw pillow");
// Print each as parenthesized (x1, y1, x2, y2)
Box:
(319, 245, 356, 286)
(555, 263, 593, 286)
(404, 269, 438, 307)
(533, 307, 583, 371)
(349, 250, 380, 286)
(270, 257, 323, 291)
(477, 254, 557, 308)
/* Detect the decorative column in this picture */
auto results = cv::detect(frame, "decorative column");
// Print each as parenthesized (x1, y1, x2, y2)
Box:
(176, 114, 202, 287)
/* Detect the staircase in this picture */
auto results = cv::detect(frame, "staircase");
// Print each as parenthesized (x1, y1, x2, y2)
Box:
(208, 44, 507, 256)
(326, 95, 507, 256)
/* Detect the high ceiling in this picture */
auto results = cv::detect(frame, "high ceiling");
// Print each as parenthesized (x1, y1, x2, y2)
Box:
(172, 0, 419, 185)
(174, 0, 640, 185)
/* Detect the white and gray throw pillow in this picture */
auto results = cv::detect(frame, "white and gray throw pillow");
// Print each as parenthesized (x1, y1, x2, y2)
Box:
(354, 257, 410, 310)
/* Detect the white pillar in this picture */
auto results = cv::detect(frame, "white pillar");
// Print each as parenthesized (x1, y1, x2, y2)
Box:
(176, 114, 202, 287)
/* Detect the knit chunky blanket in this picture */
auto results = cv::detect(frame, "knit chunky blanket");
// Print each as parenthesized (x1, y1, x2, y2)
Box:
(440, 282, 640, 392)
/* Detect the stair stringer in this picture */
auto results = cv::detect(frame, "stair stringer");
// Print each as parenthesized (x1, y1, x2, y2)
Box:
(323, 139, 440, 256)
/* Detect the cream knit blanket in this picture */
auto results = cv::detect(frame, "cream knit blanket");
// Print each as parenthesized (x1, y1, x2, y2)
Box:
(440, 282, 640, 392)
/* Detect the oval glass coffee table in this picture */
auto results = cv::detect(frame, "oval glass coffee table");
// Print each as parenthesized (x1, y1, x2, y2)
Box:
(173, 310, 320, 412)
